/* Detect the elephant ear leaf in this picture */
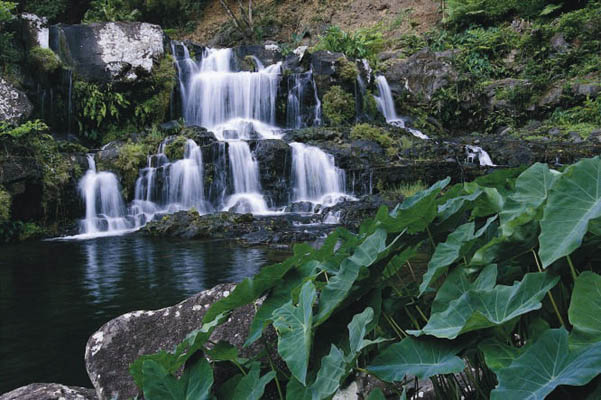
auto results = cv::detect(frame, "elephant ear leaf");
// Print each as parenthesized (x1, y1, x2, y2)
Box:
(539, 157, 601, 267)
(569, 271, 601, 347)
(231, 363, 275, 400)
(491, 328, 601, 400)
(367, 337, 465, 382)
(272, 281, 316, 385)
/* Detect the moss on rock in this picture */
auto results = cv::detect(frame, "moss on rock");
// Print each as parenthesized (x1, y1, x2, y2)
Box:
(29, 46, 62, 74)
(336, 57, 359, 82)
(323, 86, 356, 126)
(164, 136, 187, 161)
(114, 141, 150, 197)
(0, 185, 11, 223)
(350, 123, 397, 156)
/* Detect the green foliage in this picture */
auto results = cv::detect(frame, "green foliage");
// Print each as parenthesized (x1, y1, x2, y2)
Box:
(163, 136, 186, 161)
(74, 81, 130, 141)
(350, 124, 397, 156)
(446, 0, 550, 28)
(133, 56, 176, 128)
(0, 1, 15, 23)
(113, 141, 150, 196)
(314, 25, 385, 66)
(28, 47, 61, 74)
(0, 185, 11, 223)
(131, 157, 601, 398)
(0, 120, 49, 138)
(336, 57, 359, 82)
(22, 0, 68, 23)
(322, 86, 355, 126)
(391, 181, 428, 198)
(83, 0, 140, 23)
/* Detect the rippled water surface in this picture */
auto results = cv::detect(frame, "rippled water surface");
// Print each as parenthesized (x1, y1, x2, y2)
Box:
(0, 235, 288, 393)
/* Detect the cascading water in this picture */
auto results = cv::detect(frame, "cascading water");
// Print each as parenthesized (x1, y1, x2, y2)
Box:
(290, 142, 349, 207)
(78, 155, 131, 236)
(286, 70, 322, 129)
(374, 75, 429, 140)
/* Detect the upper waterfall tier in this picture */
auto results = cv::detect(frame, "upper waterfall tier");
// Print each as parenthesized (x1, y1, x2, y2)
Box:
(175, 46, 282, 136)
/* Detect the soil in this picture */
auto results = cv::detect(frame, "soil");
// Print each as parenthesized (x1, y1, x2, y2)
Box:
(183, 0, 442, 46)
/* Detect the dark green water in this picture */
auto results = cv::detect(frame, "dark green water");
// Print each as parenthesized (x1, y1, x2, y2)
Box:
(0, 235, 287, 394)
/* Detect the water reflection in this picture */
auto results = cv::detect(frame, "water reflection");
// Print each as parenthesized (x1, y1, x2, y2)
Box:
(0, 235, 287, 393)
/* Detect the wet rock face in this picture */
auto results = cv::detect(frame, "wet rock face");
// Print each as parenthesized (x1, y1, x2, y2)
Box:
(49, 22, 165, 83)
(85, 283, 272, 400)
(384, 49, 458, 101)
(0, 383, 97, 400)
(0, 78, 33, 124)
(250, 139, 292, 206)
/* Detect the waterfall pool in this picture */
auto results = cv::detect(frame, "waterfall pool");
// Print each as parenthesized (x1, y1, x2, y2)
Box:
(0, 235, 288, 394)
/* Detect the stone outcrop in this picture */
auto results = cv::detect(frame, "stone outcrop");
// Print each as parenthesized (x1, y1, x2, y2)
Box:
(84, 283, 276, 400)
(49, 22, 165, 83)
(0, 383, 97, 400)
(383, 49, 458, 102)
(0, 78, 33, 124)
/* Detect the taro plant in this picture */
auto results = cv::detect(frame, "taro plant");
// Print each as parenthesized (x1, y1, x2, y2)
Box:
(131, 157, 601, 399)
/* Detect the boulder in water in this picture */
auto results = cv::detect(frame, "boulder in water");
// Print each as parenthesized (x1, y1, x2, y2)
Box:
(0, 77, 33, 124)
(0, 383, 97, 400)
(49, 22, 165, 83)
(84, 283, 274, 400)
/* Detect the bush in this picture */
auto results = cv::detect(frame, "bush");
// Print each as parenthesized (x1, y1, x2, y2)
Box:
(114, 141, 150, 197)
(322, 86, 355, 126)
(336, 57, 358, 82)
(131, 158, 601, 399)
(392, 180, 427, 197)
(29, 46, 61, 74)
(446, 0, 550, 27)
(350, 123, 397, 156)
(83, 0, 140, 22)
(0, 185, 11, 223)
(314, 25, 385, 66)
(163, 136, 186, 161)
(0, 120, 49, 138)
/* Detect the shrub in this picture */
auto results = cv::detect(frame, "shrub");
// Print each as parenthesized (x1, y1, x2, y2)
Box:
(83, 0, 140, 23)
(322, 86, 355, 126)
(114, 141, 149, 197)
(29, 46, 61, 74)
(336, 57, 359, 82)
(0, 185, 11, 223)
(350, 123, 397, 156)
(0, 120, 49, 138)
(314, 25, 385, 66)
(392, 180, 427, 197)
(163, 136, 187, 160)
(131, 158, 601, 399)
(446, 0, 549, 27)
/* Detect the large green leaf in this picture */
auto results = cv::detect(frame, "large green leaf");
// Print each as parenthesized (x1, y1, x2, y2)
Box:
(413, 272, 559, 339)
(420, 217, 497, 295)
(539, 157, 601, 267)
(315, 229, 388, 325)
(569, 271, 601, 347)
(491, 328, 601, 400)
(141, 358, 213, 400)
(310, 345, 348, 399)
(272, 281, 316, 385)
(130, 313, 226, 387)
(500, 163, 559, 236)
(367, 337, 465, 382)
(231, 363, 275, 400)
(384, 177, 450, 233)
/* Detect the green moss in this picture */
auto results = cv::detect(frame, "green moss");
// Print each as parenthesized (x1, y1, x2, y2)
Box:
(323, 86, 356, 126)
(114, 141, 151, 196)
(351, 123, 397, 156)
(163, 136, 187, 160)
(363, 90, 381, 120)
(336, 57, 359, 82)
(29, 46, 61, 73)
(0, 185, 11, 223)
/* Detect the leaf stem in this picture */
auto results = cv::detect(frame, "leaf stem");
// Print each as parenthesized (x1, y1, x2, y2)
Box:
(566, 255, 578, 282)
(533, 250, 565, 328)
(426, 226, 436, 249)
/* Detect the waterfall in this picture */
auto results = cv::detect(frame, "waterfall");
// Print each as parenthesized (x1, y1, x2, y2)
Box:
(290, 142, 349, 207)
(466, 145, 496, 167)
(374, 75, 429, 140)
(286, 70, 322, 129)
(223, 141, 268, 213)
(78, 155, 131, 236)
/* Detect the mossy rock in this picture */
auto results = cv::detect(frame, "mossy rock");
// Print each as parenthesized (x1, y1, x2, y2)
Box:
(0, 185, 11, 223)
(336, 57, 359, 82)
(351, 123, 397, 156)
(164, 136, 187, 160)
(29, 47, 62, 74)
(114, 141, 151, 198)
(323, 86, 356, 126)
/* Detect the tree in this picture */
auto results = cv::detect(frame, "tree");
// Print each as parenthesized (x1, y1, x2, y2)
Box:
(218, 0, 254, 40)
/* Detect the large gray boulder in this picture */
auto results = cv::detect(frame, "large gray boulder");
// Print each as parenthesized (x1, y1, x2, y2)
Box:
(49, 22, 165, 83)
(85, 283, 275, 400)
(0, 383, 97, 400)
(0, 77, 33, 124)
(383, 49, 458, 102)
(20, 13, 49, 49)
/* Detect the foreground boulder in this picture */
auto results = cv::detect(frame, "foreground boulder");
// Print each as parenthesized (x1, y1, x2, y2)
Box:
(49, 22, 165, 82)
(0, 78, 33, 124)
(0, 383, 97, 400)
(85, 283, 275, 400)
